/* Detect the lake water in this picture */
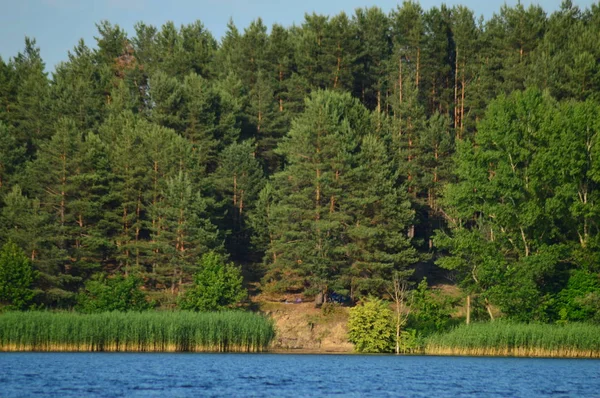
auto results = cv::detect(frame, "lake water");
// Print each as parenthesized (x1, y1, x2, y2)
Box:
(0, 353, 598, 397)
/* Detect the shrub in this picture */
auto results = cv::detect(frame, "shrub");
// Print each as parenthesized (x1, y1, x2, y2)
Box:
(556, 270, 600, 323)
(408, 279, 457, 336)
(348, 297, 394, 353)
(77, 273, 152, 313)
(0, 241, 36, 310)
(179, 252, 246, 311)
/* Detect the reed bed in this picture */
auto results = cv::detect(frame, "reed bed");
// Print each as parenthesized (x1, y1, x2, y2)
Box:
(425, 322, 600, 358)
(0, 311, 275, 352)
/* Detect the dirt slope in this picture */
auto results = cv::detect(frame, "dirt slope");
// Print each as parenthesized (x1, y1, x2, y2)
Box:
(258, 301, 353, 353)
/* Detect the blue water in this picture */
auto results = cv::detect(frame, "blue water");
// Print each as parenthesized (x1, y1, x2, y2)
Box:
(0, 353, 598, 397)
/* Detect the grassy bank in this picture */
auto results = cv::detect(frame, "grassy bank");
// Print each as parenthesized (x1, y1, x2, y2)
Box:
(425, 322, 600, 358)
(0, 311, 275, 352)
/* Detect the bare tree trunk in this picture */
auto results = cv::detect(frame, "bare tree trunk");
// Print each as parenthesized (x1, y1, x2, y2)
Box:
(416, 48, 420, 88)
(279, 65, 284, 112)
(388, 276, 412, 355)
(485, 298, 494, 321)
(460, 66, 466, 136)
(466, 295, 471, 325)
(334, 43, 341, 89)
(454, 48, 459, 129)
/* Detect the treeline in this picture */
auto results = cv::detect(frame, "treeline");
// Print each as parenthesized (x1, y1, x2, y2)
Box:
(0, 1, 599, 322)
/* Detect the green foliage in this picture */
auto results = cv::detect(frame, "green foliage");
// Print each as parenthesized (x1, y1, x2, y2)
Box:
(397, 328, 421, 353)
(76, 273, 153, 313)
(408, 279, 457, 335)
(347, 297, 394, 353)
(0, 241, 36, 310)
(556, 270, 600, 323)
(0, 311, 274, 352)
(2, 3, 600, 318)
(179, 252, 246, 311)
(265, 90, 417, 296)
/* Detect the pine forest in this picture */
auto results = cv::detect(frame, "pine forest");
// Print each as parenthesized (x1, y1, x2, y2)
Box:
(1, 0, 600, 327)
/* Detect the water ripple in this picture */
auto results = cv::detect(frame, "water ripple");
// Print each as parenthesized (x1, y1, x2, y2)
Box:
(0, 353, 599, 397)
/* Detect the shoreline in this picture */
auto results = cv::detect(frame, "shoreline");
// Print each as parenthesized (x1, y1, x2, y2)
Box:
(0, 348, 600, 360)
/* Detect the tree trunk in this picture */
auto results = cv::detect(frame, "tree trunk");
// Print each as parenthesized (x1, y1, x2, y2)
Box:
(485, 298, 494, 321)
(333, 43, 341, 89)
(454, 48, 459, 129)
(416, 47, 420, 88)
(466, 295, 471, 325)
(460, 66, 466, 136)
(279, 65, 284, 112)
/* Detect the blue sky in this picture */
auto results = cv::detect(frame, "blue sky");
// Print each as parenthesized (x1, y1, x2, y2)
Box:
(0, 0, 596, 72)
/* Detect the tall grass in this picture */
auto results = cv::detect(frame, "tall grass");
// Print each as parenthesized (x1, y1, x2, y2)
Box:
(0, 311, 275, 352)
(426, 322, 600, 358)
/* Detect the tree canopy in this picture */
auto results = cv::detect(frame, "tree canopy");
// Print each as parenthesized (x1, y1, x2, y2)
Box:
(1, 2, 600, 323)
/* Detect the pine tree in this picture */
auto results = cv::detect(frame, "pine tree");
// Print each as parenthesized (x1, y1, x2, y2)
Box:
(23, 118, 92, 305)
(8, 38, 51, 155)
(449, 6, 479, 138)
(51, 40, 106, 131)
(422, 6, 454, 116)
(390, 1, 425, 93)
(153, 171, 218, 294)
(0, 122, 25, 194)
(213, 140, 265, 260)
(353, 7, 391, 111)
(102, 113, 150, 274)
(294, 13, 332, 90)
(265, 91, 370, 294)
(0, 186, 47, 265)
(0, 56, 16, 126)
(344, 134, 417, 298)
(267, 24, 295, 118)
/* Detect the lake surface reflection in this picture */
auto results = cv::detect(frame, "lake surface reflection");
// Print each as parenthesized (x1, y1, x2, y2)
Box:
(1, 353, 598, 397)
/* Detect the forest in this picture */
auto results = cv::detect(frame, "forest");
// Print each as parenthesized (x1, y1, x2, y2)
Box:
(0, 0, 599, 326)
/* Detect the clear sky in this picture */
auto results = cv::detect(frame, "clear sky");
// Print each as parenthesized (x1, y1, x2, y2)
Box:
(0, 0, 596, 72)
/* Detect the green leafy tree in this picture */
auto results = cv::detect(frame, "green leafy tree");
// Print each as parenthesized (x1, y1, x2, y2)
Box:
(348, 297, 394, 353)
(179, 251, 246, 311)
(436, 89, 600, 322)
(76, 273, 152, 313)
(0, 241, 37, 310)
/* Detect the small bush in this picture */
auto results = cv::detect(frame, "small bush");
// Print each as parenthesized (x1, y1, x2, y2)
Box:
(408, 279, 457, 336)
(348, 297, 394, 353)
(0, 241, 37, 310)
(179, 252, 247, 311)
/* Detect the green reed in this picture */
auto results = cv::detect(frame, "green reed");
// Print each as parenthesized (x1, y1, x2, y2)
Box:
(0, 311, 275, 352)
(425, 322, 600, 357)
